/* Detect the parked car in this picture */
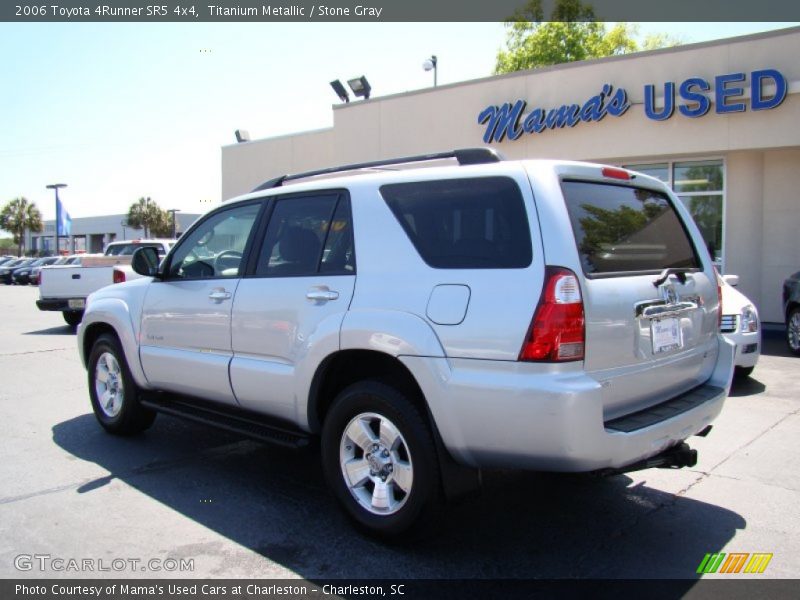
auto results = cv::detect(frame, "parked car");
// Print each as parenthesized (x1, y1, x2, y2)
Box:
(38, 241, 173, 327)
(0, 256, 18, 267)
(0, 258, 35, 284)
(0, 257, 24, 273)
(718, 274, 760, 377)
(29, 255, 74, 285)
(783, 270, 800, 355)
(12, 256, 59, 285)
(78, 151, 735, 536)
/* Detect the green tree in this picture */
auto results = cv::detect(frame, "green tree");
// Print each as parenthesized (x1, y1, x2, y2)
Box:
(127, 197, 172, 238)
(149, 211, 174, 238)
(0, 197, 44, 256)
(0, 237, 17, 253)
(495, 0, 681, 74)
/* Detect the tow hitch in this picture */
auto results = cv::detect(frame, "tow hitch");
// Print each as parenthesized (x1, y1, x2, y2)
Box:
(597, 442, 698, 477)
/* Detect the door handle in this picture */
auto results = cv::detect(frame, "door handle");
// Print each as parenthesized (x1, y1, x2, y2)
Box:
(306, 289, 339, 302)
(208, 289, 232, 302)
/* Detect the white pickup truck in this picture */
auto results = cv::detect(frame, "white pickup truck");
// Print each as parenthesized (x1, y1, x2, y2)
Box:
(37, 240, 174, 326)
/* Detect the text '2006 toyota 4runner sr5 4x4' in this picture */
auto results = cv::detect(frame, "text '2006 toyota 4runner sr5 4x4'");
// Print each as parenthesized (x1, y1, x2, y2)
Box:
(77, 149, 735, 536)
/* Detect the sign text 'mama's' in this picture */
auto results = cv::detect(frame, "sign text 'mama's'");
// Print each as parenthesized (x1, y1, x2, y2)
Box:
(479, 69, 787, 144)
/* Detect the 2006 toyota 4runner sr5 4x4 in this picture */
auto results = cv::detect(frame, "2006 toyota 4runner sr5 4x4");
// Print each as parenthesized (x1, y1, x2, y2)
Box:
(77, 149, 735, 536)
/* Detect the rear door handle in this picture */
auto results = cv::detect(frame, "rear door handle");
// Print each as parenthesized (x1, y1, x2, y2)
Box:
(306, 289, 339, 302)
(208, 289, 232, 302)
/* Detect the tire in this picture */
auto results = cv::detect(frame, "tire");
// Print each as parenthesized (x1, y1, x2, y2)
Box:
(734, 366, 755, 379)
(321, 381, 441, 538)
(787, 307, 800, 356)
(63, 310, 84, 327)
(87, 333, 156, 435)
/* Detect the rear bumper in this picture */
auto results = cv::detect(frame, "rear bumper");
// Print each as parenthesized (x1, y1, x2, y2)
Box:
(36, 298, 84, 312)
(401, 337, 734, 472)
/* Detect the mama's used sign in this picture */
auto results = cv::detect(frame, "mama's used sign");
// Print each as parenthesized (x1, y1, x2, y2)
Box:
(478, 69, 787, 143)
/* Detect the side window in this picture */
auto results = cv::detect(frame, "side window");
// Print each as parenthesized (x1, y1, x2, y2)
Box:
(167, 203, 260, 279)
(380, 177, 532, 269)
(255, 194, 345, 277)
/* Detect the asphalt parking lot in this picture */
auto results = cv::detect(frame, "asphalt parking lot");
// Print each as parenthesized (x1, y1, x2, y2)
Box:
(0, 284, 798, 581)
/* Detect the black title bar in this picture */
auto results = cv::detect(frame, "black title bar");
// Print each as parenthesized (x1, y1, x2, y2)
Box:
(3, 0, 800, 22)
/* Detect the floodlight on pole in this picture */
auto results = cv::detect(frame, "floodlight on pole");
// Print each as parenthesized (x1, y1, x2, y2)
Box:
(330, 80, 350, 103)
(347, 76, 371, 100)
(423, 55, 438, 87)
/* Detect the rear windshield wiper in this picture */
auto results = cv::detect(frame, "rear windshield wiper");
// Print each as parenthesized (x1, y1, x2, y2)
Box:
(653, 267, 695, 287)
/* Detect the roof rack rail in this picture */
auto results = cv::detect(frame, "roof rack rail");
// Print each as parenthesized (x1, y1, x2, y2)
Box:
(251, 147, 504, 192)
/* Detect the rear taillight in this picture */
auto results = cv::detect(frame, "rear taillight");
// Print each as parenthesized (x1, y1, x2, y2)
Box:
(112, 269, 126, 284)
(717, 281, 723, 328)
(519, 266, 585, 362)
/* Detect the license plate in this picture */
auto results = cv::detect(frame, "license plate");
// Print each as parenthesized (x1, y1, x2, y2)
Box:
(68, 299, 85, 310)
(651, 317, 682, 354)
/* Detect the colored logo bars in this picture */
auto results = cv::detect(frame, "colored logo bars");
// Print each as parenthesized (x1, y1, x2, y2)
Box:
(697, 552, 773, 574)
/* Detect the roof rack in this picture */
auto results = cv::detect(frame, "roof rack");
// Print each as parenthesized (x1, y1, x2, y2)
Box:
(251, 147, 504, 192)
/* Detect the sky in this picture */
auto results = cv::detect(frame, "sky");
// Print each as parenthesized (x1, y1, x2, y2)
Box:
(0, 21, 797, 226)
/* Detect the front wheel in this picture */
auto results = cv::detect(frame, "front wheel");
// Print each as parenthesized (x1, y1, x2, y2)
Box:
(787, 307, 800, 356)
(321, 381, 440, 538)
(87, 333, 156, 435)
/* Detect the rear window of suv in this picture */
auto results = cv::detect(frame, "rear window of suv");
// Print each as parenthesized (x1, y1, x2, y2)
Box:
(562, 180, 701, 276)
(380, 177, 532, 269)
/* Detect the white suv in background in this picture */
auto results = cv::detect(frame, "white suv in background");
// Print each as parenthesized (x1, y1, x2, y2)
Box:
(77, 149, 735, 536)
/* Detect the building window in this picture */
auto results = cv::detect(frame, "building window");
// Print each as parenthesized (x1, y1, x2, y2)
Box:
(625, 159, 724, 267)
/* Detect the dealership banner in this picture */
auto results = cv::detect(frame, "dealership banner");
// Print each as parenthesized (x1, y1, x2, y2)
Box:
(3, 0, 800, 22)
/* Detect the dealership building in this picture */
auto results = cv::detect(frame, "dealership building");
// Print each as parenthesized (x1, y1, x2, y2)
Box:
(221, 26, 800, 324)
(27, 213, 201, 255)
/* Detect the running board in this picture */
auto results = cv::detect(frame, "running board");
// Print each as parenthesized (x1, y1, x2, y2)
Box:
(140, 394, 311, 449)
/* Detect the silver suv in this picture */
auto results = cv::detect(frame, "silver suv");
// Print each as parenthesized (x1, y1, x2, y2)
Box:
(78, 149, 734, 536)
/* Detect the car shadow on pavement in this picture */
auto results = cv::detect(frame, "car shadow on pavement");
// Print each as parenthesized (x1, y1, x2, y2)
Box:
(24, 325, 76, 336)
(760, 328, 794, 358)
(52, 413, 744, 582)
(729, 376, 766, 397)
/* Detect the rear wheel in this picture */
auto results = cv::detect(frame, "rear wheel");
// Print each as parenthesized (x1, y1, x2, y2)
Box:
(321, 381, 440, 538)
(88, 333, 155, 435)
(787, 307, 800, 356)
(63, 310, 83, 327)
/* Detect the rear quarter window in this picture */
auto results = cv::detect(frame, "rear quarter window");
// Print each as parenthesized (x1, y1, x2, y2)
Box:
(562, 180, 701, 276)
(380, 177, 532, 269)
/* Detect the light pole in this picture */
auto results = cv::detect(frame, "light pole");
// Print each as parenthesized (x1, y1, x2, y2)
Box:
(46, 183, 67, 255)
(423, 55, 438, 87)
(120, 220, 128, 240)
(167, 209, 181, 239)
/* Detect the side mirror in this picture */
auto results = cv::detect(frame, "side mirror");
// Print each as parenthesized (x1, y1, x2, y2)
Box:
(131, 247, 161, 278)
(722, 274, 739, 287)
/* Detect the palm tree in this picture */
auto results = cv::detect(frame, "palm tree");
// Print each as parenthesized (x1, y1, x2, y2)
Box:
(0, 197, 44, 256)
(126, 197, 168, 239)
